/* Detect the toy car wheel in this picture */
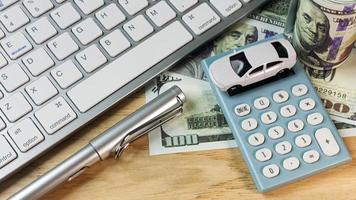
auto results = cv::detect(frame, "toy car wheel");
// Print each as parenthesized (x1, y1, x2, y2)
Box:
(277, 68, 291, 78)
(227, 85, 243, 95)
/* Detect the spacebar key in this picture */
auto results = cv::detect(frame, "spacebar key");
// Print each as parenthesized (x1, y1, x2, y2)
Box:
(68, 21, 193, 112)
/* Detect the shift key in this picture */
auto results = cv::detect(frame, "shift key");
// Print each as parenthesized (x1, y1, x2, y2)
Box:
(35, 97, 77, 134)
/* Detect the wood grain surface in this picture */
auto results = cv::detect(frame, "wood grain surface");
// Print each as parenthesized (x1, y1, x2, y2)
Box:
(1, 90, 356, 200)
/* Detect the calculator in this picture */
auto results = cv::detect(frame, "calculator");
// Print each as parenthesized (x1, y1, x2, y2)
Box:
(202, 35, 352, 192)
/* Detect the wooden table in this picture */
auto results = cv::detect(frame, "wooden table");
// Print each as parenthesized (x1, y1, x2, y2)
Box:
(1, 90, 356, 200)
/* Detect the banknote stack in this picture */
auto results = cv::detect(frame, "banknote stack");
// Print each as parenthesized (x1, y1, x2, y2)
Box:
(146, 0, 356, 155)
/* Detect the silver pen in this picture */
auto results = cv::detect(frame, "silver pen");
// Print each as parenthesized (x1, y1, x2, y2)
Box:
(9, 86, 185, 200)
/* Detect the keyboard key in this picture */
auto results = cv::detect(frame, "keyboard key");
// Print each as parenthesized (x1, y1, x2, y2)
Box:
(76, 45, 107, 73)
(315, 128, 340, 156)
(74, 0, 104, 15)
(0, 32, 33, 60)
(272, 90, 289, 103)
(253, 97, 270, 110)
(287, 119, 304, 133)
(241, 118, 258, 131)
(124, 15, 154, 42)
(182, 3, 221, 35)
(0, 5, 29, 32)
(255, 148, 272, 162)
(261, 111, 277, 125)
(0, 64, 29, 92)
(68, 21, 193, 112)
(0, 53, 8, 68)
(268, 126, 284, 139)
(118, 0, 148, 15)
(262, 164, 280, 178)
(280, 104, 297, 118)
(51, 60, 83, 89)
(72, 18, 103, 45)
(295, 134, 312, 148)
(0, 28, 4, 39)
(8, 118, 44, 152)
(0, 135, 17, 168)
(48, 33, 79, 60)
(146, 1, 176, 27)
(95, 3, 126, 30)
(299, 98, 316, 111)
(307, 112, 324, 126)
(26, 76, 58, 105)
(210, 0, 242, 17)
(100, 29, 131, 57)
(0, 118, 6, 130)
(275, 141, 292, 155)
(234, 103, 250, 117)
(22, 48, 55, 76)
(169, 0, 198, 12)
(0, 0, 18, 11)
(0, 93, 32, 122)
(35, 97, 77, 134)
(23, 0, 54, 17)
(283, 157, 300, 171)
(248, 133, 264, 146)
(303, 150, 320, 164)
(55, 0, 66, 3)
(292, 84, 308, 97)
(50, 2, 81, 29)
(26, 17, 58, 44)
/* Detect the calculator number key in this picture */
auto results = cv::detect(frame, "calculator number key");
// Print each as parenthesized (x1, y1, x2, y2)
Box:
(261, 111, 277, 125)
(315, 128, 340, 156)
(307, 112, 324, 126)
(255, 148, 272, 162)
(275, 141, 292, 155)
(234, 103, 251, 117)
(248, 133, 265, 146)
(299, 98, 316, 111)
(292, 84, 308, 97)
(254, 97, 270, 110)
(303, 150, 320, 164)
(241, 118, 258, 131)
(283, 157, 300, 171)
(280, 105, 297, 118)
(273, 90, 289, 103)
(262, 164, 280, 178)
(288, 119, 304, 133)
(268, 126, 284, 139)
(295, 134, 312, 148)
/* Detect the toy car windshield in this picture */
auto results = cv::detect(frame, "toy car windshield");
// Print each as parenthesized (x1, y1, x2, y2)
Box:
(230, 52, 252, 77)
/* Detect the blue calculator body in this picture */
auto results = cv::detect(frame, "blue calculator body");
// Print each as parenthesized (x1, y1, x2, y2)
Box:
(202, 35, 352, 192)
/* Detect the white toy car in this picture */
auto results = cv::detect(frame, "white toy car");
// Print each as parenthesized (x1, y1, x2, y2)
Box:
(208, 38, 297, 92)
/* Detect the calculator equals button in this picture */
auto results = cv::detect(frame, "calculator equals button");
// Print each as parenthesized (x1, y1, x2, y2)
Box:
(303, 150, 320, 164)
(315, 128, 340, 156)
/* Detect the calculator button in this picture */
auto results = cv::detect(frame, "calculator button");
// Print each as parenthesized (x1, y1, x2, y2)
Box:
(248, 133, 265, 146)
(255, 148, 272, 162)
(261, 111, 277, 125)
(288, 119, 304, 133)
(275, 141, 292, 155)
(262, 164, 280, 178)
(315, 128, 340, 156)
(241, 118, 258, 131)
(292, 84, 308, 97)
(299, 98, 316, 111)
(283, 157, 300, 171)
(268, 126, 284, 139)
(303, 150, 320, 164)
(0, 135, 17, 168)
(307, 112, 324, 126)
(280, 105, 297, 118)
(273, 90, 289, 103)
(295, 134, 312, 148)
(254, 97, 270, 110)
(234, 104, 251, 117)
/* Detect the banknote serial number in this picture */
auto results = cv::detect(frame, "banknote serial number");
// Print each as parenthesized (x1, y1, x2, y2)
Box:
(315, 86, 347, 99)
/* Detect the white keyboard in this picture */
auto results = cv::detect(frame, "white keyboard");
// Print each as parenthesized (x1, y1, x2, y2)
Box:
(0, 0, 268, 182)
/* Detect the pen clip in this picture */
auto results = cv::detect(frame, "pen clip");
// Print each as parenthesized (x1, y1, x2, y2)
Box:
(113, 105, 183, 159)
